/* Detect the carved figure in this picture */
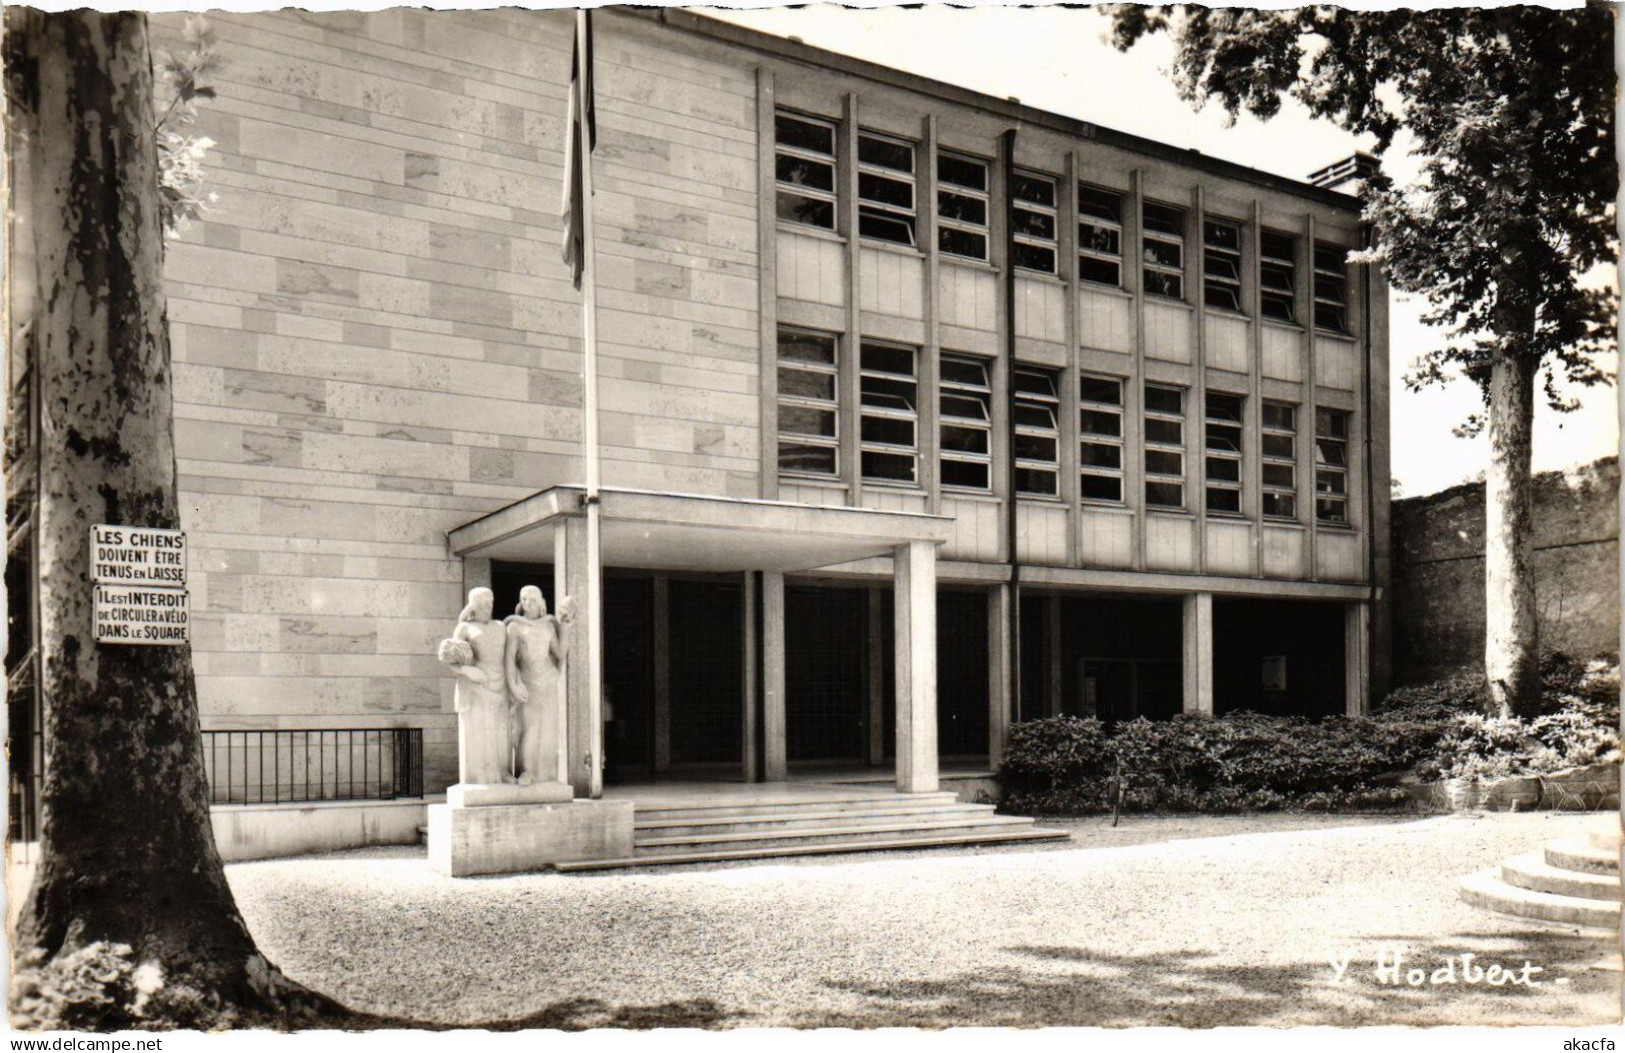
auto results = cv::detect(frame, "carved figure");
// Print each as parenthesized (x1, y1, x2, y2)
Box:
(438, 586, 510, 786)
(504, 587, 574, 787)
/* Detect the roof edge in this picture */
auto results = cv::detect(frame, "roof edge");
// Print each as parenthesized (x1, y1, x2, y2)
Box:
(622, 7, 1362, 212)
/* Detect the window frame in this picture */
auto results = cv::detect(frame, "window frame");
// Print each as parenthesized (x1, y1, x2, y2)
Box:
(775, 327, 841, 480)
(938, 352, 993, 492)
(858, 340, 920, 485)
(1203, 391, 1245, 517)
(1010, 170, 1059, 276)
(856, 130, 918, 249)
(1012, 365, 1061, 497)
(1259, 229, 1298, 324)
(1143, 382, 1187, 509)
(1260, 400, 1299, 521)
(774, 110, 839, 233)
(1314, 406, 1351, 524)
(1141, 201, 1186, 301)
(1077, 184, 1124, 289)
(1313, 241, 1351, 334)
(1078, 373, 1126, 505)
(936, 150, 990, 263)
(1202, 216, 1245, 315)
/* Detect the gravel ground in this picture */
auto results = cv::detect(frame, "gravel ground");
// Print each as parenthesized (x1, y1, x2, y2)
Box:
(226, 811, 1620, 1029)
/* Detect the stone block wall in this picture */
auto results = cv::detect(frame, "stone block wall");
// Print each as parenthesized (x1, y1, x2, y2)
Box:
(154, 9, 761, 792)
(1391, 457, 1619, 685)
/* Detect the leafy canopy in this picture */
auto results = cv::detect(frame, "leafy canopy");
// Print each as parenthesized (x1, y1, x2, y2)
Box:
(1109, 5, 1617, 425)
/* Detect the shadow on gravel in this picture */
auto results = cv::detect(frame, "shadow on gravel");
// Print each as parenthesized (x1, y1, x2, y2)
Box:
(472, 997, 744, 1030)
(803, 933, 1616, 1028)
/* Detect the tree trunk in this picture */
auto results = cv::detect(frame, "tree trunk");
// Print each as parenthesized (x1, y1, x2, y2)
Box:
(7, 9, 346, 1030)
(1483, 348, 1540, 718)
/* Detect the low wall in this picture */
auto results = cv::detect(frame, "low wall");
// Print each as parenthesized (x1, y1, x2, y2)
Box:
(1391, 458, 1619, 685)
(210, 797, 435, 863)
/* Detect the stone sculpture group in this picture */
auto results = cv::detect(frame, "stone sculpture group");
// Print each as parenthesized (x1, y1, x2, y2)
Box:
(438, 585, 575, 795)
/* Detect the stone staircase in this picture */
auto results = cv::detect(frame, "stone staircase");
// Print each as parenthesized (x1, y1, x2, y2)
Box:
(1459, 821, 1621, 930)
(552, 789, 1067, 872)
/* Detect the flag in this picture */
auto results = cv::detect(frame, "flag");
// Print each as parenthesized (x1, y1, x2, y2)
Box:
(561, 10, 596, 291)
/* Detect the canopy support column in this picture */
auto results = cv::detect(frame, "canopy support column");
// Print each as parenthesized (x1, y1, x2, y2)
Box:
(894, 540, 939, 793)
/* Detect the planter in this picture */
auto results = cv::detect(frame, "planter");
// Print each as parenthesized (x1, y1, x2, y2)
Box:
(1404, 775, 1543, 813)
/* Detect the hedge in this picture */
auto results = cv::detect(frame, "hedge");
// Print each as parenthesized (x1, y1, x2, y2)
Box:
(998, 653, 1619, 815)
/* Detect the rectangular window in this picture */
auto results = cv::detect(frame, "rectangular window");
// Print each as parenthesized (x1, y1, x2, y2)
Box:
(1203, 218, 1244, 313)
(1078, 374, 1124, 503)
(1261, 401, 1298, 520)
(777, 328, 839, 478)
(1077, 184, 1124, 287)
(1142, 201, 1185, 300)
(775, 111, 837, 231)
(937, 152, 988, 261)
(1143, 383, 1185, 508)
(1260, 230, 1298, 323)
(1314, 241, 1350, 332)
(1012, 366, 1060, 496)
(860, 341, 919, 483)
(1315, 407, 1350, 523)
(858, 132, 916, 247)
(1011, 172, 1058, 274)
(939, 353, 992, 490)
(1204, 392, 1244, 515)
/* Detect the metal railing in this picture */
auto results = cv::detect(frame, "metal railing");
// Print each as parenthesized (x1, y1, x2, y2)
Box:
(201, 728, 423, 805)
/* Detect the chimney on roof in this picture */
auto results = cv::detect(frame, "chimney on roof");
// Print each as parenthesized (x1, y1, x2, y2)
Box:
(1308, 152, 1380, 193)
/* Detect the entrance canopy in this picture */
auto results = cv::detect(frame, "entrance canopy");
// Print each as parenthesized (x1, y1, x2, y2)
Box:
(448, 485, 953, 573)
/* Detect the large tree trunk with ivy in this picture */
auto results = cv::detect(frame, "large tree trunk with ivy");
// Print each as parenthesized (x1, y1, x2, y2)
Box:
(1483, 349, 1540, 718)
(7, 9, 344, 1030)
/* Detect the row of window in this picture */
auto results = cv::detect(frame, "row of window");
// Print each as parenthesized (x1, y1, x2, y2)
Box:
(777, 329, 1353, 524)
(774, 110, 1352, 333)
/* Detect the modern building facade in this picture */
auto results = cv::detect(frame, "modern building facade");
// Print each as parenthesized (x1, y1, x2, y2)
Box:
(7, 7, 1391, 819)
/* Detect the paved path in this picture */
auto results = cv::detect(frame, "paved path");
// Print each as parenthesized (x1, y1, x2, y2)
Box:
(226, 811, 1619, 1028)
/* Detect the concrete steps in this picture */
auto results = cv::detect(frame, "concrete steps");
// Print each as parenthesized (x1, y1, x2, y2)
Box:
(1461, 823, 1621, 931)
(553, 790, 1067, 871)
(554, 827, 1064, 872)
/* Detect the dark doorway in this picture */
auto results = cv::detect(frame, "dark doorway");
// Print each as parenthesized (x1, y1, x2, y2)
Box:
(668, 579, 743, 767)
(938, 590, 989, 758)
(1213, 598, 1345, 717)
(489, 564, 655, 777)
(1061, 595, 1182, 723)
(786, 585, 868, 763)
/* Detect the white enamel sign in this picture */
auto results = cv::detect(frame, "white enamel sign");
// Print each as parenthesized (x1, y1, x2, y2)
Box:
(91, 524, 187, 587)
(94, 583, 190, 645)
(91, 525, 189, 645)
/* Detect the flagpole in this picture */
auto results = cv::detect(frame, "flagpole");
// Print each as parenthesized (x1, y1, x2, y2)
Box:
(575, 7, 603, 799)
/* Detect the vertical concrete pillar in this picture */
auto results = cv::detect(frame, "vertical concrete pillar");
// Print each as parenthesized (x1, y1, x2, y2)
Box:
(1345, 600, 1372, 716)
(894, 541, 939, 793)
(556, 517, 601, 797)
(1181, 592, 1215, 716)
(987, 583, 1012, 768)
(762, 571, 787, 782)
(742, 571, 759, 782)
(652, 575, 671, 774)
(866, 587, 886, 766)
(1045, 595, 1063, 717)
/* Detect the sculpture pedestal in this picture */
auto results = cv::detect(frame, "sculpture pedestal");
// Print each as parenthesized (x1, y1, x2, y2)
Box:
(426, 798, 634, 877)
(446, 781, 571, 808)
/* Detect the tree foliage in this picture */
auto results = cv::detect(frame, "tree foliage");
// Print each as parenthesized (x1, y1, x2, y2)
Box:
(153, 15, 219, 237)
(1109, 5, 1617, 428)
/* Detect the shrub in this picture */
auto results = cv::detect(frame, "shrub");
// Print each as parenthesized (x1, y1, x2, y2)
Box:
(997, 657, 1620, 815)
